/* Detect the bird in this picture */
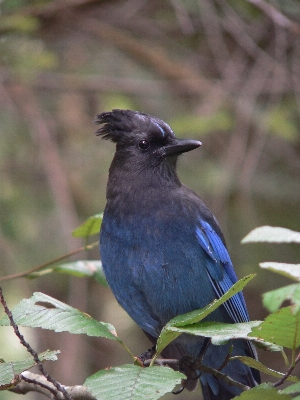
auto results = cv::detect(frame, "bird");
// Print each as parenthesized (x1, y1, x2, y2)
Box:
(96, 109, 260, 399)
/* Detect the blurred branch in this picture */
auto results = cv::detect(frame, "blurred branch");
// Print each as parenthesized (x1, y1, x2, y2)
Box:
(0, 241, 99, 282)
(169, 0, 195, 35)
(2, 0, 102, 18)
(9, 85, 79, 249)
(1, 68, 295, 95)
(77, 17, 211, 95)
(0, 288, 71, 400)
(0, 69, 170, 95)
(247, 0, 300, 35)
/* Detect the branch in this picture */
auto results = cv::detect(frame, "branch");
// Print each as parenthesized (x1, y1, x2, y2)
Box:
(247, 0, 300, 35)
(197, 363, 251, 392)
(0, 241, 99, 282)
(12, 371, 96, 400)
(145, 355, 250, 392)
(0, 287, 71, 400)
(273, 351, 300, 388)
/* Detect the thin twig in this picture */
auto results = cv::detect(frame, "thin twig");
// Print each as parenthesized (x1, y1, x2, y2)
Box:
(199, 363, 251, 391)
(0, 287, 71, 400)
(21, 375, 57, 396)
(0, 241, 99, 282)
(145, 355, 250, 392)
(273, 351, 300, 388)
(143, 358, 179, 367)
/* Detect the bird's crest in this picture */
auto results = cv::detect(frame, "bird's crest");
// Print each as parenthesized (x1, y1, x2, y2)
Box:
(95, 109, 174, 143)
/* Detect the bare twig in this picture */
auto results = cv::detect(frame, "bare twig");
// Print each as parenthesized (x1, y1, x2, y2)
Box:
(143, 358, 179, 367)
(13, 371, 96, 399)
(198, 363, 251, 391)
(0, 241, 99, 282)
(273, 351, 300, 388)
(0, 288, 71, 400)
(147, 354, 250, 392)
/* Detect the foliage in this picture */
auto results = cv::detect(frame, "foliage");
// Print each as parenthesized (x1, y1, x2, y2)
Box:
(0, 222, 299, 399)
(1, 0, 300, 398)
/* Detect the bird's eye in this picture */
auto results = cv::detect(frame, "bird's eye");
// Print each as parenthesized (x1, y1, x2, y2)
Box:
(138, 140, 150, 151)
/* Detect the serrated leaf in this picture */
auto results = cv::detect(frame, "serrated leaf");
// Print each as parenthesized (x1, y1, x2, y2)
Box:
(166, 320, 282, 351)
(26, 260, 107, 285)
(260, 263, 300, 282)
(250, 307, 300, 349)
(233, 383, 292, 399)
(263, 284, 300, 312)
(281, 381, 300, 394)
(155, 275, 255, 356)
(167, 320, 262, 344)
(84, 365, 184, 400)
(0, 292, 118, 341)
(231, 356, 298, 382)
(0, 350, 59, 386)
(242, 226, 300, 244)
(72, 214, 103, 238)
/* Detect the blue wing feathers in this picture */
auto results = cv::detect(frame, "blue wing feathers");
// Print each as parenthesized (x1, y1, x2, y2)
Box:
(197, 219, 249, 323)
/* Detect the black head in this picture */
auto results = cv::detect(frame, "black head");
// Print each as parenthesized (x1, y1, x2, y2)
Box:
(95, 109, 201, 165)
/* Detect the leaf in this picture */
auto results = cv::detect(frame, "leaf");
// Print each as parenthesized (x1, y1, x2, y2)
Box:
(155, 275, 255, 356)
(230, 356, 298, 382)
(280, 381, 300, 394)
(233, 383, 292, 399)
(166, 320, 282, 351)
(167, 320, 277, 347)
(250, 307, 300, 349)
(260, 263, 300, 282)
(242, 226, 300, 244)
(263, 284, 300, 312)
(84, 365, 184, 400)
(0, 350, 59, 386)
(0, 292, 118, 341)
(31, 261, 108, 286)
(72, 214, 103, 238)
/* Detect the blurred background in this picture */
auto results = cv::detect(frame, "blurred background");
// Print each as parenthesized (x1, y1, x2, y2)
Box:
(0, 0, 300, 399)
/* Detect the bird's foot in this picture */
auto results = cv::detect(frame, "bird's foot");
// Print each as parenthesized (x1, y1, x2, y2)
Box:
(136, 346, 156, 366)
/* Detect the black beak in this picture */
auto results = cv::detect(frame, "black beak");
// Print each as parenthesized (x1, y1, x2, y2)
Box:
(163, 139, 202, 157)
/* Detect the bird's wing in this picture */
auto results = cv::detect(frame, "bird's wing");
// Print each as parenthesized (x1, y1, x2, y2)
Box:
(196, 219, 249, 323)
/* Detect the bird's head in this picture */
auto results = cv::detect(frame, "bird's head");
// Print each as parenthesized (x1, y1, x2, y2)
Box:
(95, 110, 201, 173)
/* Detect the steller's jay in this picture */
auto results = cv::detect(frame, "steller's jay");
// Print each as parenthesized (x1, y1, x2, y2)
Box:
(96, 109, 260, 399)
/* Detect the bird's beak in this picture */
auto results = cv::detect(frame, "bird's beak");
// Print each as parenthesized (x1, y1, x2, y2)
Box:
(163, 139, 202, 157)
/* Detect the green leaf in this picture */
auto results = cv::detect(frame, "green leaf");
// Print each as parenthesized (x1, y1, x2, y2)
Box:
(260, 263, 300, 282)
(166, 320, 282, 351)
(84, 365, 184, 400)
(263, 284, 300, 312)
(242, 226, 300, 244)
(233, 383, 292, 399)
(0, 350, 59, 386)
(167, 320, 274, 346)
(250, 307, 300, 349)
(0, 292, 118, 341)
(155, 275, 255, 356)
(30, 261, 107, 286)
(231, 356, 298, 382)
(72, 214, 103, 238)
(280, 381, 300, 395)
